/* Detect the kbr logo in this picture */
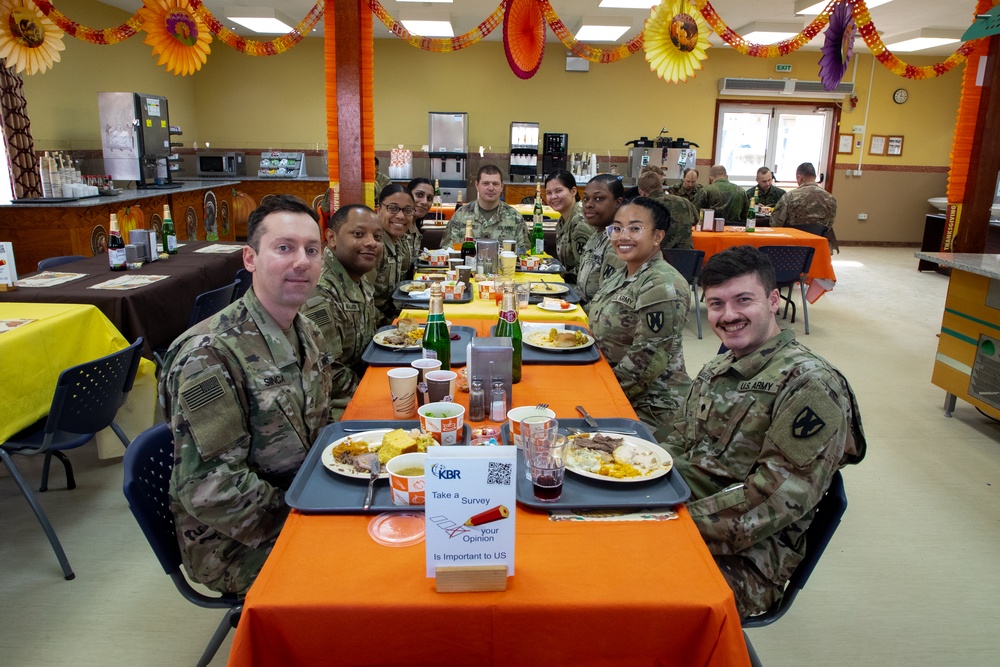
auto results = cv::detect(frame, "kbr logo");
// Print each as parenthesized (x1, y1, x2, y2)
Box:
(430, 463, 461, 480)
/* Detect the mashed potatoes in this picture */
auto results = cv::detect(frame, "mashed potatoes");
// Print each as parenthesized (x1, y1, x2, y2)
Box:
(566, 442, 661, 479)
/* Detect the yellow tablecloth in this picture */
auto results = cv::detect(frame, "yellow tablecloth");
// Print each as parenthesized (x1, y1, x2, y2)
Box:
(0, 303, 157, 458)
(401, 271, 588, 324)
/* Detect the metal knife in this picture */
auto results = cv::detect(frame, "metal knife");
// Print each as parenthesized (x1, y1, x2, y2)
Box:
(576, 405, 600, 429)
(362, 458, 380, 511)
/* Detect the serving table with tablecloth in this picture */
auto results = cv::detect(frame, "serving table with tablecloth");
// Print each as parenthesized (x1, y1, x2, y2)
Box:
(693, 226, 836, 303)
(0, 242, 246, 356)
(227, 317, 751, 666)
(0, 303, 156, 458)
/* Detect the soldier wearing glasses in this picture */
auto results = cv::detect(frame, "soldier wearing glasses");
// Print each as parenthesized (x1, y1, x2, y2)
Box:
(588, 197, 692, 439)
(371, 184, 417, 326)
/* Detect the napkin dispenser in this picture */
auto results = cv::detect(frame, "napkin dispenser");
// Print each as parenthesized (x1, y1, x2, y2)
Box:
(128, 229, 156, 262)
(468, 337, 512, 415)
(475, 239, 499, 275)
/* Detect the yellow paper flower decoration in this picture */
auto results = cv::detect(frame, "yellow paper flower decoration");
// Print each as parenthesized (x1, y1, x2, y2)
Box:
(0, 0, 65, 75)
(643, 0, 711, 83)
(138, 0, 211, 76)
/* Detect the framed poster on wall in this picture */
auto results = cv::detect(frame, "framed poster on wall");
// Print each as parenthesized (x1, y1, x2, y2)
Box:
(837, 133, 854, 154)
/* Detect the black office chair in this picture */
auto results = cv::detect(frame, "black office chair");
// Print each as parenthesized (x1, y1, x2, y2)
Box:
(123, 422, 241, 667)
(154, 280, 239, 371)
(0, 337, 144, 579)
(758, 245, 815, 334)
(662, 248, 705, 339)
(743, 470, 848, 667)
(793, 223, 839, 255)
(232, 268, 252, 302)
(37, 255, 86, 271)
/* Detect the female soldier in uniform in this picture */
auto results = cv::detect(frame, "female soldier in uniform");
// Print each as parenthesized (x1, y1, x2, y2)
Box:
(575, 174, 625, 308)
(588, 197, 692, 438)
(406, 177, 433, 259)
(372, 184, 416, 326)
(545, 170, 594, 285)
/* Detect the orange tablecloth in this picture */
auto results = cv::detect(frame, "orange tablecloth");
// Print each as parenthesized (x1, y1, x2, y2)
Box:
(693, 226, 836, 303)
(227, 318, 750, 667)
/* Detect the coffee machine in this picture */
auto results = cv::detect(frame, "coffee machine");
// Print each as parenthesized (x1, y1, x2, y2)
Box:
(428, 112, 468, 203)
(99, 92, 180, 189)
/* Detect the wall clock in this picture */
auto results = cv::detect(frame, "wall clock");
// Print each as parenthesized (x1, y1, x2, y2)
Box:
(893, 88, 908, 104)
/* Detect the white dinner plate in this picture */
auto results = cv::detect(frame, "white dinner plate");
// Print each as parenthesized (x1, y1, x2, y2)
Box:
(523, 330, 595, 352)
(372, 329, 423, 350)
(564, 433, 673, 483)
(321, 430, 391, 479)
(529, 282, 569, 295)
(537, 301, 577, 312)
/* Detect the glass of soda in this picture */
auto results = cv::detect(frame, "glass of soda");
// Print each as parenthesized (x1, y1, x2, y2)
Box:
(525, 422, 567, 502)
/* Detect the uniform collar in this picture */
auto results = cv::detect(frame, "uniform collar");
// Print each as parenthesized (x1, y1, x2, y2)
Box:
(323, 247, 362, 285)
(245, 287, 300, 369)
(716, 328, 797, 379)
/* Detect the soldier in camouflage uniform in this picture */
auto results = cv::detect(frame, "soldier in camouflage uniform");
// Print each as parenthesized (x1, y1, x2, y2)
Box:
(575, 174, 626, 308)
(638, 170, 695, 250)
(662, 245, 866, 618)
(770, 162, 837, 230)
(695, 165, 749, 222)
(371, 184, 416, 326)
(439, 165, 530, 250)
(545, 170, 594, 284)
(301, 205, 381, 417)
(746, 167, 785, 208)
(374, 156, 392, 201)
(666, 167, 704, 204)
(589, 198, 692, 436)
(160, 195, 333, 595)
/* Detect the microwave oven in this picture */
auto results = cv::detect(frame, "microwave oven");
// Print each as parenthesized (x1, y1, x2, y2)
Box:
(197, 152, 246, 176)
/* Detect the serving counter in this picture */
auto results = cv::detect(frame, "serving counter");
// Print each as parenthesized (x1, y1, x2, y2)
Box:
(914, 252, 1000, 420)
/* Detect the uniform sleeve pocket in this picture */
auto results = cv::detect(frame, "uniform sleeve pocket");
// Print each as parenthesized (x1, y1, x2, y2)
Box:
(178, 367, 249, 460)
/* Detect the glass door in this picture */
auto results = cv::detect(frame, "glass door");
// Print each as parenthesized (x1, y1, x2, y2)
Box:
(716, 103, 836, 188)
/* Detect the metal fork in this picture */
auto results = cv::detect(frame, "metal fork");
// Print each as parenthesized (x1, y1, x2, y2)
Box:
(535, 403, 549, 411)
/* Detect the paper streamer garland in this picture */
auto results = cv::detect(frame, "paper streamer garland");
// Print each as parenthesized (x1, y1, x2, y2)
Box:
(32, 0, 141, 45)
(188, 0, 323, 56)
(539, 0, 644, 63)
(368, 0, 504, 52)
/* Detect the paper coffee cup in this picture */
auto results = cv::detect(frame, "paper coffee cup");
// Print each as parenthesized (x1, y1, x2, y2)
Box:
(387, 368, 419, 418)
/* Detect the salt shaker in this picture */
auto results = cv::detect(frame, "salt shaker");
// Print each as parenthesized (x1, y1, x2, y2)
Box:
(468, 377, 486, 422)
(489, 379, 507, 422)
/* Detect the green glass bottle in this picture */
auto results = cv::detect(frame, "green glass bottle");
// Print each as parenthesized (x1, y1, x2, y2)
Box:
(161, 204, 177, 255)
(461, 220, 477, 265)
(494, 283, 522, 383)
(531, 183, 544, 255)
(422, 282, 451, 370)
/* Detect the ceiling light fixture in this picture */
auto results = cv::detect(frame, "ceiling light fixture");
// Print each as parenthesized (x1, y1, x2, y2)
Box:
(399, 10, 455, 38)
(736, 21, 805, 44)
(576, 15, 632, 42)
(883, 28, 963, 52)
(224, 7, 295, 34)
(795, 0, 892, 15)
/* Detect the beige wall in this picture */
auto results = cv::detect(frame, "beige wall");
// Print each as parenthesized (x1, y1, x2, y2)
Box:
(15, 1, 965, 241)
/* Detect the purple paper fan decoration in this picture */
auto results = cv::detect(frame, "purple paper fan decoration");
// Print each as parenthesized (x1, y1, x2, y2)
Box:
(818, 0, 856, 91)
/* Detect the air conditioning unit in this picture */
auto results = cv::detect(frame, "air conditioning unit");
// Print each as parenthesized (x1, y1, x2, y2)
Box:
(718, 77, 854, 99)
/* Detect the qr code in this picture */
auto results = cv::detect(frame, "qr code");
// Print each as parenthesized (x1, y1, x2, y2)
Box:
(487, 461, 512, 486)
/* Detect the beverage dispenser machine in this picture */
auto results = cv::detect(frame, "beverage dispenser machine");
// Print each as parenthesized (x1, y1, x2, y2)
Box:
(542, 132, 568, 177)
(428, 112, 468, 203)
(99, 92, 180, 188)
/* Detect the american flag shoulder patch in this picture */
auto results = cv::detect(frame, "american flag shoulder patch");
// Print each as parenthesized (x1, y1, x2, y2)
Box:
(182, 375, 225, 411)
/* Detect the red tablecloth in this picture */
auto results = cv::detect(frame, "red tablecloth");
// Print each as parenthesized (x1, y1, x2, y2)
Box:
(227, 318, 750, 666)
(693, 226, 836, 303)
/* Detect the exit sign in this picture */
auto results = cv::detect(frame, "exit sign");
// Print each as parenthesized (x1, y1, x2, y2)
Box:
(775, 64, 792, 72)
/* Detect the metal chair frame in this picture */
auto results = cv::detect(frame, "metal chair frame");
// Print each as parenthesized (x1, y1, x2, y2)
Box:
(758, 245, 815, 335)
(793, 223, 839, 256)
(662, 248, 705, 339)
(742, 470, 848, 666)
(0, 337, 144, 579)
(123, 422, 241, 667)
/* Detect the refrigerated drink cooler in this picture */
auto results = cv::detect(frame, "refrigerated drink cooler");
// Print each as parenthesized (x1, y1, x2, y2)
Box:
(99, 92, 181, 189)
(428, 112, 468, 203)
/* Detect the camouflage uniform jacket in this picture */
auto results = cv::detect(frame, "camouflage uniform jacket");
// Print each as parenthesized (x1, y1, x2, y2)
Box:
(666, 181, 704, 204)
(440, 201, 531, 250)
(746, 185, 786, 208)
(302, 248, 374, 398)
(371, 233, 411, 327)
(374, 171, 392, 201)
(695, 178, 749, 222)
(403, 224, 423, 272)
(554, 201, 595, 283)
(663, 329, 866, 616)
(652, 193, 697, 250)
(160, 288, 332, 595)
(574, 230, 624, 308)
(589, 256, 692, 430)
(770, 183, 837, 229)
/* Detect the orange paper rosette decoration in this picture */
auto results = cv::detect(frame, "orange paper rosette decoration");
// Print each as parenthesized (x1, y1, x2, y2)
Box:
(138, 0, 211, 76)
(504, 0, 546, 79)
